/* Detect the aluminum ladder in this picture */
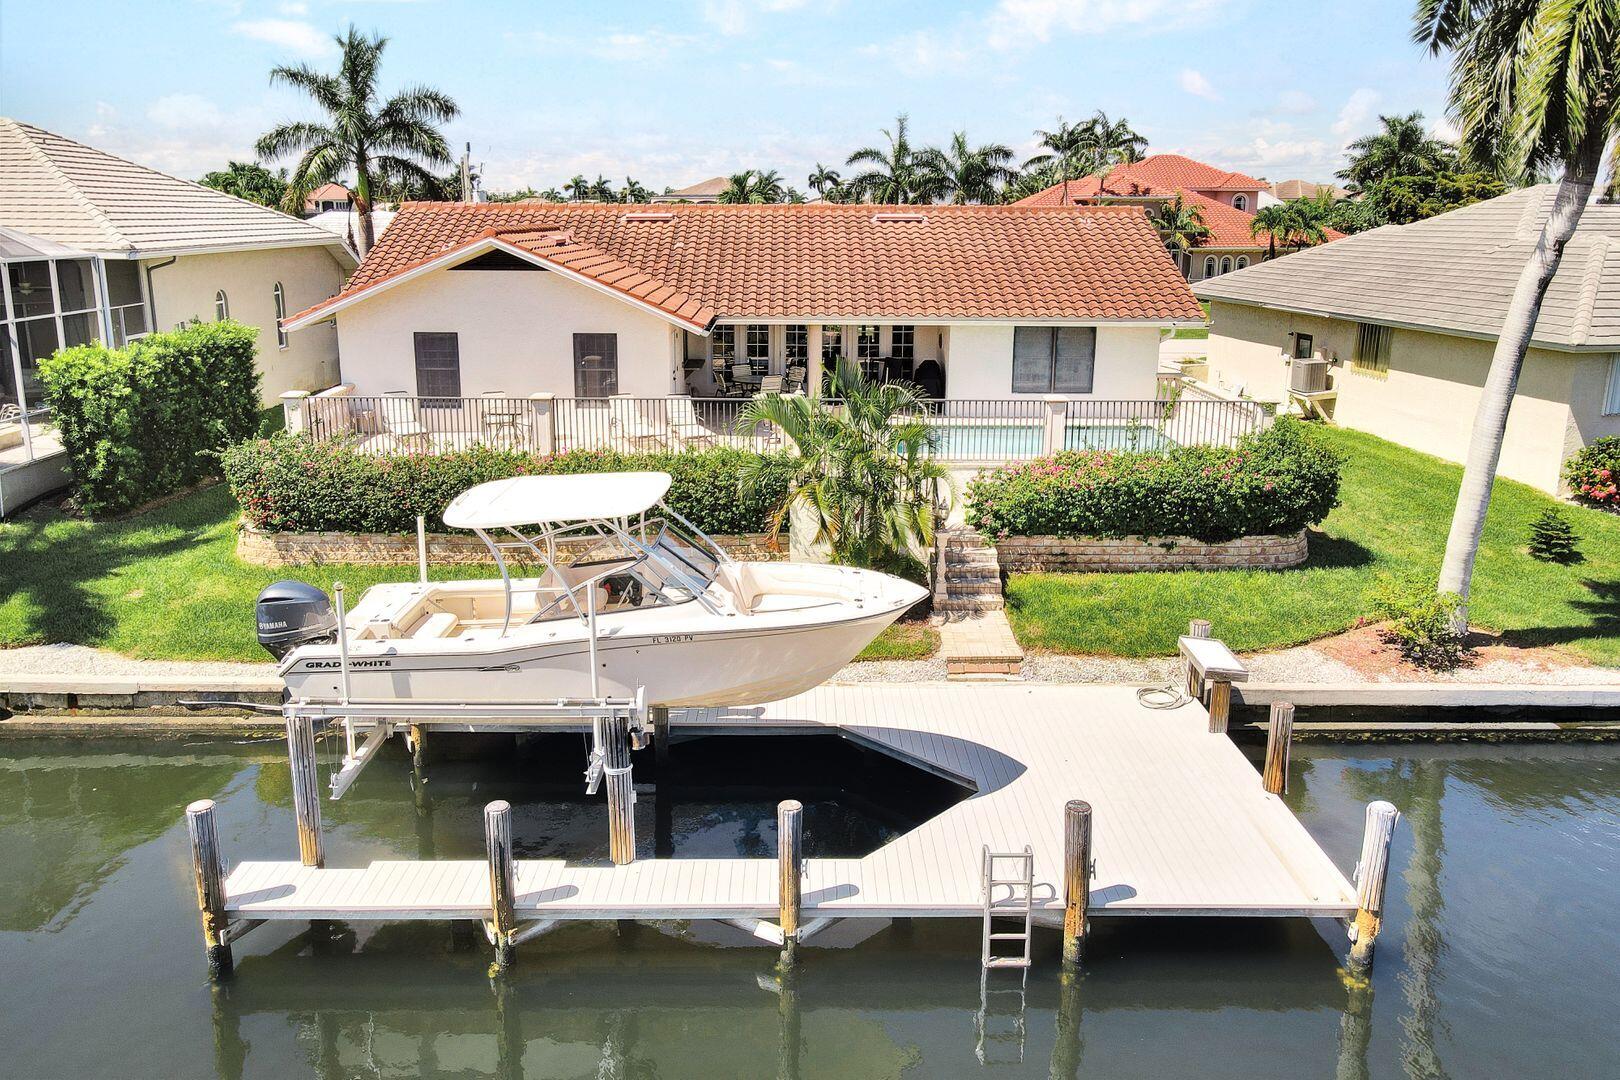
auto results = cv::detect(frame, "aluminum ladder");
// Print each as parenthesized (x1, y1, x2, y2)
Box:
(976, 845, 1034, 1064)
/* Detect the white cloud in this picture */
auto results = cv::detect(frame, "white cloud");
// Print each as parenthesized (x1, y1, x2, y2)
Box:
(701, 0, 821, 36)
(146, 93, 228, 131)
(276, 1, 309, 14)
(230, 18, 335, 59)
(1207, 135, 1336, 179)
(1332, 88, 1379, 141)
(986, 0, 1229, 49)
(1178, 69, 1219, 101)
(1430, 115, 1460, 143)
(76, 98, 276, 179)
(1275, 89, 1316, 115)
(504, 28, 707, 62)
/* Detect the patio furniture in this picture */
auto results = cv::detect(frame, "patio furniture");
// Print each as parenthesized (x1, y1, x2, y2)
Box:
(758, 375, 784, 395)
(609, 396, 669, 450)
(712, 366, 738, 397)
(381, 391, 429, 449)
(480, 391, 525, 447)
(730, 362, 758, 389)
(784, 364, 807, 395)
(914, 359, 945, 399)
(668, 397, 717, 448)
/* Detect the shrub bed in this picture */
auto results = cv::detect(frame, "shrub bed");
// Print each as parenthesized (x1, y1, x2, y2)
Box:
(965, 418, 1342, 543)
(1564, 437, 1619, 509)
(39, 321, 261, 515)
(222, 437, 795, 535)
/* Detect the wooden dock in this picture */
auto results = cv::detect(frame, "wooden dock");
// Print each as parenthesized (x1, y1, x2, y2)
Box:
(220, 685, 1357, 927)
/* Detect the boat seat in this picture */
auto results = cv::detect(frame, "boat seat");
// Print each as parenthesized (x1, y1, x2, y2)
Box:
(411, 611, 460, 639)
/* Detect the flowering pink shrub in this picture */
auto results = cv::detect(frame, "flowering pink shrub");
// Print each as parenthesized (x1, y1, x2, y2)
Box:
(964, 418, 1342, 542)
(1565, 437, 1620, 509)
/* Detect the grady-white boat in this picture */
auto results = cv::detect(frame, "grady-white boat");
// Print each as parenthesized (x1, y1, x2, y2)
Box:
(257, 471, 928, 707)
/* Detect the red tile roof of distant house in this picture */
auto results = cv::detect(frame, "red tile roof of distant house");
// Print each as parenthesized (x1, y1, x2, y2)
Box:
(285, 201, 1206, 329)
(1015, 155, 1269, 206)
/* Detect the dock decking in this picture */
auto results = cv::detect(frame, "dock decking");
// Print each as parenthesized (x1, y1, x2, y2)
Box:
(223, 684, 1357, 924)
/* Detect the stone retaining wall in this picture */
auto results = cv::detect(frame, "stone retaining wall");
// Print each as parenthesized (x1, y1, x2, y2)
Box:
(994, 531, 1307, 572)
(237, 526, 785, 566)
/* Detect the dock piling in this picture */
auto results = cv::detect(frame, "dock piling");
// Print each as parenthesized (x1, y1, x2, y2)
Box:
(186, 799, 233, 979)
(285, 710, 324, 867)
(1348, 800, 1399, 970)
(1185, 619, 1211, 700)
(409, 724, 427, 773)
(485, 800, 517, 969)
(1061, 799, 1092, 970)
(652, 705, 671, 773)
(1262, 702, 1295, 795)
(602, 715, 636, 865)
(778, 799, 803, 963)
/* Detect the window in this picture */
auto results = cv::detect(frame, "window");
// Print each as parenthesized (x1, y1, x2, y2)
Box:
(1292, 333, 1314, 360)
(573, 332, 619, 397)
(1354, 323, 1392, 375)
(745, 324, 770, 375)
(785, 324, 808, 364)
(1220, 256, 1233, 275)
(856, 324, 881, 361)
(821, 325, 842, 364)
(413, 332, 462, 399)
(891, 324, 915, 361)
(1011, 326, 1096, 394)
(1603, 356, 1620, 416)
(1235, 256, 1249, 270)
(7, 261, 53, 318)
(105, 261, 147, 345)
(214, 290, 229, 321)
(1203, 256, 1217, 279)
(1232, 194, 1248, 211)
(273, 283, 288, 349)
(711, 325, 735, 367)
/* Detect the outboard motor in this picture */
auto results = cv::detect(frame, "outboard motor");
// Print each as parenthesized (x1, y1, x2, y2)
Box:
(256, 580, 338, 660)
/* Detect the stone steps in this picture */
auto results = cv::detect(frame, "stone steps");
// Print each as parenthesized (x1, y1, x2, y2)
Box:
(933, 529, 1021, 673)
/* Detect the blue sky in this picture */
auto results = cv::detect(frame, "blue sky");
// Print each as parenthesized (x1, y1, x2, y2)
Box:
(2, 0, 1455, 194)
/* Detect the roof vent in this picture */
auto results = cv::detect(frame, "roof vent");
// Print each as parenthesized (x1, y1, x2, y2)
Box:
(872, 212, 928, 223)
(623, 211, 676, 222)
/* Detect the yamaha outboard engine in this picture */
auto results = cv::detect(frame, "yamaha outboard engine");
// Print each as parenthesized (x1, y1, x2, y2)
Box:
(255, 580, 338, 660)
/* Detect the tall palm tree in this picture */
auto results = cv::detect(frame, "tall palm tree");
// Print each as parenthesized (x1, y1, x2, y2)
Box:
(1023, 117, 1091, 203)
(919, 131, 1016, 204)
(1338, 111, 1457, 189)
(563, 174, 590, 201)
(719, 170, 759, 203)
(1151, 196, 1211, 260)
(808, 163, 841, 198)
(737, 359, 952, 570)
(846, 114, 940, 204)
(588, 175, 615, 202)
(621, 177, 652, 203)
(255, 27, 458, 256)
(1084, 110, 1149, 166)
(1415, 0, 1618, 632)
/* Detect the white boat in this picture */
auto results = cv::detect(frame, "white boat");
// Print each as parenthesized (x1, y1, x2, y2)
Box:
(260, 471, 928, 708)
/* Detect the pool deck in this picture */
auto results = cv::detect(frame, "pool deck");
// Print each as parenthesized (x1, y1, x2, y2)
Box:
(221, 684, 1358, 924)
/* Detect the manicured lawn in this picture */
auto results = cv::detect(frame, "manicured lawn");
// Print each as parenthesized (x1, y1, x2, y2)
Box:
(0, 484, 940, 663)
(1165, 327, 1209, 340)
(1005, 427, 1620, 666)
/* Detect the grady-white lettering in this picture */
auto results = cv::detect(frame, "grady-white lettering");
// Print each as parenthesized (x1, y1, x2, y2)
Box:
(304, 658, 394, 670)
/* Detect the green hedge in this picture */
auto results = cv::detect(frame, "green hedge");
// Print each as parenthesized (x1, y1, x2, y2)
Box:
(965, 418, 1343, 543)
(222, 437, 796, 535)
(1565, 436, 1619, 509)
(39, 322, 261, 515)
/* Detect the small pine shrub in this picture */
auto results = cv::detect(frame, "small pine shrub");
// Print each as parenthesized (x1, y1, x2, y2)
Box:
(1526, 507, 1580, 563)
(1371, 577, 1468, 669)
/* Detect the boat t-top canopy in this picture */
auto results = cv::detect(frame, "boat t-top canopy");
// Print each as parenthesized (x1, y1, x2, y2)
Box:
(443, 472, 674, 530)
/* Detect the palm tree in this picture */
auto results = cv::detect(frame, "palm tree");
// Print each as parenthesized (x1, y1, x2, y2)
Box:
(1338, 111, 1457, 189)
(751, 169, 788, 202)
(620, 177, 652, 203)
(737, 359, 952, 571)
(588, 175, 615, 202)
(563, 174, 590, 201)
(846, 114, 940, 204)
(920, 131, 1016, 204)
(808, 163, 841, 198)
(1415, 0, 1619, 632)
(199, 161, 290, 208)
(1152, 196, 1211, 261)
(1023, 117, 1091, 203)
(1084, 110, 1149, 166)
(719, 170, 759, 203)
(255, 27, 458, 257)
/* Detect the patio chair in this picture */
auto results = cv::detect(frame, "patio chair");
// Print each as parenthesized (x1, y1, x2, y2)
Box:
(711, 365, 736, 397)
(758, 375, 784, 395)
(784, 364, 807, 395)
(731, 362, 757, 389)
(381, 391, 429, 449)
(667, 396, 717, 448)
(609, 396, 669, 450)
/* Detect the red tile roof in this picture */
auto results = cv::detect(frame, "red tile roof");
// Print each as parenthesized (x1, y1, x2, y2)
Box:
(287, 201, 1205, 327)
(1015, 154, 1267, 206)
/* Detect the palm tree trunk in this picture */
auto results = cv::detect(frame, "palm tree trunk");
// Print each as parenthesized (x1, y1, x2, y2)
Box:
(353, 164, 376, 258)
(1436, 138, 1604, 631)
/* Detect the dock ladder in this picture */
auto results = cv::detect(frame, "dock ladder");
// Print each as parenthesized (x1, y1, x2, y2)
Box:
(976, 845, 1034, 1063)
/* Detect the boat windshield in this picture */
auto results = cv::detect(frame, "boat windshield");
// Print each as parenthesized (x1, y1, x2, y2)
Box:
(522, 514, 723, 625)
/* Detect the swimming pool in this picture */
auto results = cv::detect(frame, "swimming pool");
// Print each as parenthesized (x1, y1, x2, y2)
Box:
(922, 421, 1173, 460)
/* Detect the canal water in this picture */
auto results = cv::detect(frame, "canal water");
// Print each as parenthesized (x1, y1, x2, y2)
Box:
(0, 737, 1615, 1078)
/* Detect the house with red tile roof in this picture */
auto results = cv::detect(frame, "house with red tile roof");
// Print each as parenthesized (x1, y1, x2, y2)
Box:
(284, 201, 1204, 404)
(1015, 154, 1341, 283)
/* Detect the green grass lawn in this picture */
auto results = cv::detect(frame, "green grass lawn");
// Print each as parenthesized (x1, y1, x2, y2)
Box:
(1005, 427, 1620, 665)
(0, 484, 937, 663)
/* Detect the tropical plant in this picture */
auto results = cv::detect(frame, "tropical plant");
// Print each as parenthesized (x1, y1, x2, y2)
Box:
(1338, 111, 1458, 189)
(735, 360, 952, 572)
(1526, 508, 1580, 562)
(1364, 170, 1509, 224)
(1151, 195, 1211, 258)
(1564, 436, 1620, 507)
(718, 169, 789, 203)
(1082, 110, 1149, 166)
(1022, 111, 1148, 201)
(1417, 0, 1619, 633)
(846, 114, 941, 204)
(199, 161, 290, 208)
(254, 27, 458, 256)
(588, 175, 615, 202)
(808, 163, 842, 199)
(621, 177, 652, 203)
(563, 174, 591, 201)
(918, 130, 1017, 204)
(1250, 200, 1329, 258)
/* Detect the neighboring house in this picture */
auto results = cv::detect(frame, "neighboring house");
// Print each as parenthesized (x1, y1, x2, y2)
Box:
(303, 182, 354, 215)
(1016, 154, 1343, 281)
(307, 207, 396, 246)
(1263, 179, 1352, 206)
(649, 177, 729, 204)
(0, 117, 356, 402)
(283, 201, 1203, 403)
(1194, 186, 1620, 494)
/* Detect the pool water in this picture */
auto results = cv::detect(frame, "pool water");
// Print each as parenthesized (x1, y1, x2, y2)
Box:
(0, 738, 1616, 1077)
(925, 422, 1172, 459)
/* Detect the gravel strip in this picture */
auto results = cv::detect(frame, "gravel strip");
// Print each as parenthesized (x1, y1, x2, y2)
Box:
(0, 644, 275, 679)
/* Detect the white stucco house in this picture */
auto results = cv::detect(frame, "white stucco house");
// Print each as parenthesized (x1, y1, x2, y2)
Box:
(283, 200, 1204, 408)
(1194, 186, 1620, 494)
